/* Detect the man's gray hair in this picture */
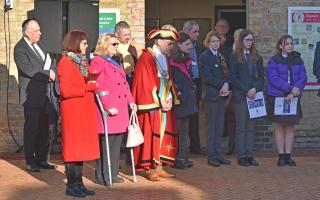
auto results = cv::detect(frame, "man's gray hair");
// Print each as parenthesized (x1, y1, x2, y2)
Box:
(115, 21, 130, 33)
(183, 20, 199, 33)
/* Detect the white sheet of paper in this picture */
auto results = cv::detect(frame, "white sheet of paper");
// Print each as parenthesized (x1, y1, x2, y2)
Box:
(246, 91, 267, 119)
(43, 53, 51, 70)
(274, 97, 298, 115)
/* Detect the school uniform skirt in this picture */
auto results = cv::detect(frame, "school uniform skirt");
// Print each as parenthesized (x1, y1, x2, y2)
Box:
(266, 95, 302, 125)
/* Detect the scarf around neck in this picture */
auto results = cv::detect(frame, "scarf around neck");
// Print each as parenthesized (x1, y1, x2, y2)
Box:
(63, 51, 89, 77)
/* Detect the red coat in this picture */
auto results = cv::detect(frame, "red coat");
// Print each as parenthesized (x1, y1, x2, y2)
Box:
(58, 56, 100, 162)
(90, 55, 134, 134)
(131, 49, 180, 170)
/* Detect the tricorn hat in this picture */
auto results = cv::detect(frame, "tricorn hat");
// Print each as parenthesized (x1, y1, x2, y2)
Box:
(147, 29, 179, 41)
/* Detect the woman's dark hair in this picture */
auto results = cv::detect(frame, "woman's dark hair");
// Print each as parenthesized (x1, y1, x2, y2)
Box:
(276, 34, 293, 53)
(171, 31, 191, 63)
(234, 29, 259, 64)
(62, 29, 88, 53)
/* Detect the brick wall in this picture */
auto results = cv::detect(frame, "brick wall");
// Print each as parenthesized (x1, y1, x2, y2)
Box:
(0, 1, 34, 152)
(248, 0, 320, 149)
(0, 0, 145, 152)
(100, 0, 145, 54)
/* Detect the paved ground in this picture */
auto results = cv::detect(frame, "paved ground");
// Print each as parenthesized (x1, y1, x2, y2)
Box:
(1, 151, 320, 200)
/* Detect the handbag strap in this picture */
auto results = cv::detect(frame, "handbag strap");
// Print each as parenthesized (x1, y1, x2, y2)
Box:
(133, 112, 140, 127)
(129, 111, 134, 125)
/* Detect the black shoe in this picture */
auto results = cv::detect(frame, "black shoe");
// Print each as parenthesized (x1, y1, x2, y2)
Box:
(78, 183, 95, 196)
(237, 158, 249, 167)
(37, 161, 56, 169)
(190, 148, 207, 155)
(66, 185, 87, 198)
(285, 154, 296, 166)
(26, 163, 40, 172)
(247, 157, 259, 166)
(94, 179, 107, 186)
(217, 157, 231, 165)
(184, 159, 194, 168)
(172, 159, 187, 169)
(277, 154, 286, 167)
(208, 159, 221, 167)
(226, 143, 235, 155)
(112, 176, 124, 183)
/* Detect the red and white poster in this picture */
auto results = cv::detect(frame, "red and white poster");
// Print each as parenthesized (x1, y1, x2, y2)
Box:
(288, 7, 320, 89)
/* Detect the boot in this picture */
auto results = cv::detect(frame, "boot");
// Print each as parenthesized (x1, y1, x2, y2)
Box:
(65, 162, 86, 198)
(285, 154, 296, 166)
(75, 162, 95, 196)
(277, 154, 286, 166)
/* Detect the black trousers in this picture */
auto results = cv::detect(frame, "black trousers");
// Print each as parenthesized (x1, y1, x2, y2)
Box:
(23, 100, 49, 165)
(189, 78, 201, 152)
(95, 133, 124, 183)
(205, 100, 226, 161)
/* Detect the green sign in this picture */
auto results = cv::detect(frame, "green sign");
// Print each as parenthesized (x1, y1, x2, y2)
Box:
(99, 12, 117, 33)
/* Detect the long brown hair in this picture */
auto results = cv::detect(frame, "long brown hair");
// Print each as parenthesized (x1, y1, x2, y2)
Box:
(234, 29, 259, 64)
(275, 34, 293, 54)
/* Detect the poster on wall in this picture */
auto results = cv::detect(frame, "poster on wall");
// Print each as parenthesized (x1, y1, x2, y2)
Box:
(288, 7, 320, 89)
(99, 8, 120, 34)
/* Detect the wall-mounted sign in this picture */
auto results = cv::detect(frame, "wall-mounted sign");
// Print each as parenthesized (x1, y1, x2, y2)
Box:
(99, 8, 120, 34)
(288, 7, 320, 89)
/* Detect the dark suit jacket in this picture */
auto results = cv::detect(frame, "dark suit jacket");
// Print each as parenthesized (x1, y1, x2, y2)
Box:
(195, 41, 205, 60)
(199, 49, 229, 101)
(313, 41, 320, 81)
(229, 53, 264, 102)
(14, 38, 50, 107)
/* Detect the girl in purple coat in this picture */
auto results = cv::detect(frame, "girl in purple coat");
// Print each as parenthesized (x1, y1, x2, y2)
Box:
(266, 34, 307, 166)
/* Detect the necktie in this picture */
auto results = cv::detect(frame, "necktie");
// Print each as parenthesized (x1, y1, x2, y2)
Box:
(244, 53, 249, 61)
(31, 44, 43, 61)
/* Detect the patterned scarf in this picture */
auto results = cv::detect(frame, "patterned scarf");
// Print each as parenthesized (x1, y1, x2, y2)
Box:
(63, 51, 89, 77)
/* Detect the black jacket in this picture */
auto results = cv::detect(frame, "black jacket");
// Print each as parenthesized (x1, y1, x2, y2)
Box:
(170, 59, 198, 118)
(14, 38, 50, 107)
(229, 52, 264, 102)
(199, 49, 229, 102)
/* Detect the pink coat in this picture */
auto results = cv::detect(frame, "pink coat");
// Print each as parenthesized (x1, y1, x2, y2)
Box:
(90, 55, 134, 134)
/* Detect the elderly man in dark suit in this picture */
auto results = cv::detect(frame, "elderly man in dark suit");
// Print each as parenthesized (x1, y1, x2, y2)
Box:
(183, 20, 206, 155)
(14, 19, 56, 172)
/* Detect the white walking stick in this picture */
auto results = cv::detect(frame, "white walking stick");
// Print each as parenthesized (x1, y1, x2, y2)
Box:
(95, 91, 112, 187)
(130, 148, 137, 182)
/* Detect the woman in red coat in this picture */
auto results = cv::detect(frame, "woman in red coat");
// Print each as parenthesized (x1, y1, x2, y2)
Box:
(58, 29, 99, 197)
(90, 33, 137, 186)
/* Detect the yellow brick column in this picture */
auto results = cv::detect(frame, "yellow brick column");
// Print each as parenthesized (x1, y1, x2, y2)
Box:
(0, 1, 34, 152)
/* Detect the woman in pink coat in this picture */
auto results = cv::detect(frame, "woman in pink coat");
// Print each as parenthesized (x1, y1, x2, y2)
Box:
(90, 33, 137, 186)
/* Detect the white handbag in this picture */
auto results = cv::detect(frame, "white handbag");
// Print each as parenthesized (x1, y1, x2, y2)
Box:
(126, 111, 144, 148)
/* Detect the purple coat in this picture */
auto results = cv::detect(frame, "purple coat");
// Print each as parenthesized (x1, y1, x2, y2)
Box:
(90, 55, 134, 134)
(266, 52, 307, 97)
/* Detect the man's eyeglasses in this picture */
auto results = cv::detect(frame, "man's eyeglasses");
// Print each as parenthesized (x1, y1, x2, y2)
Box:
(111, 42, 119, 47)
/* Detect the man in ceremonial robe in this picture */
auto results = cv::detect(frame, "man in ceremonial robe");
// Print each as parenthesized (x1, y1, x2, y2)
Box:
(132, 29, 180, 181)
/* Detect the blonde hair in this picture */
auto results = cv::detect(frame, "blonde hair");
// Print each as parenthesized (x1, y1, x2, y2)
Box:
(203, 30, 221, 48)
(93, 33, 117, 56)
